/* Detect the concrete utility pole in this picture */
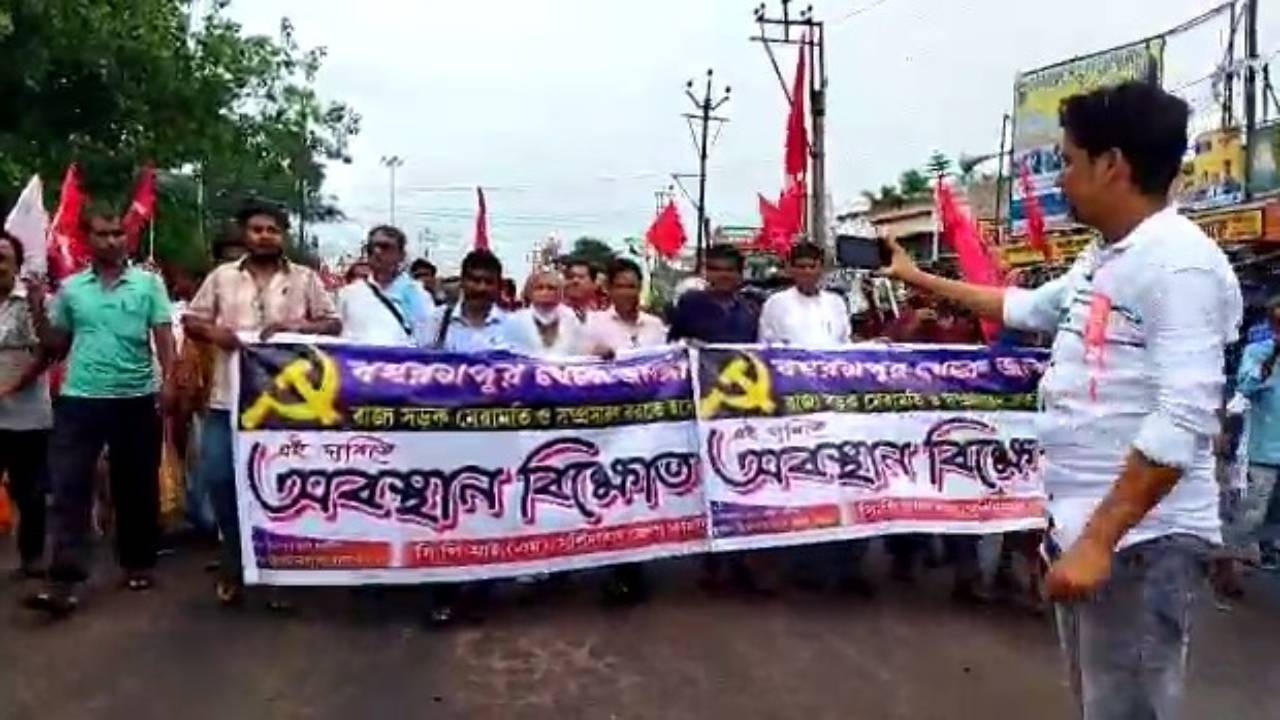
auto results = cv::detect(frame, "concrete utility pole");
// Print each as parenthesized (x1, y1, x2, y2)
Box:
(682, 70, 731, 272)
(751, 0, 828, 248)
(1243, 0, 1259, 199)
(654, 184, 675, 216)
(379, 155, 404, 225)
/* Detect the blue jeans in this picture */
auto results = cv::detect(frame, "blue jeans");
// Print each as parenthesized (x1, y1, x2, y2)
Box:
(1055, 534, 1209, 720)
(199, 410, 240, 582)
(183, 414, 216, 534)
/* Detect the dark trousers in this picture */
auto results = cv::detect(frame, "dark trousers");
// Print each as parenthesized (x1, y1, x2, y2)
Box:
(887, 533, 981, 586)
(0, 429, 49, 567)
(48, 396, 161, 583)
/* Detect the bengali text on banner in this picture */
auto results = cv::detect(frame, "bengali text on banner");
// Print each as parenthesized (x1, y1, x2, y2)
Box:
(232, 342, 1049, 585)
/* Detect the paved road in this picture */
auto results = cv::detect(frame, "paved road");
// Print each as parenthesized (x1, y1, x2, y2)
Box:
(2, 544, 1278, 720)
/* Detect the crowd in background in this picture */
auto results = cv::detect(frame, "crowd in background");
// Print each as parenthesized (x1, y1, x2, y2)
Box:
(0, 191, 1275, 627)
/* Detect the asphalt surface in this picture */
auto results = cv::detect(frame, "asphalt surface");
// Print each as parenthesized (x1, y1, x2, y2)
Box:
(1, 541, 1278, 720)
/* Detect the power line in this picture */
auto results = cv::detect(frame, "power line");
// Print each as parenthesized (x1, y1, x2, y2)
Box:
(831, 0, 897, 25)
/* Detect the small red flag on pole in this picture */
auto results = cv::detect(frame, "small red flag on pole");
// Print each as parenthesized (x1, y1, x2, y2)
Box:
(784, 35, 809, 182)
(1017, 160, 1053, 262)
(936, 182, 1004, 340)
(48, 163, 89, 280)
(473, 187, 490, 251)
(122, 165, 157, 255)
(645, 201, 686, 259)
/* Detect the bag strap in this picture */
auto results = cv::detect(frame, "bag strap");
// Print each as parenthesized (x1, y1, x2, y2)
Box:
(434, 303, 455, 349)
(364, 280, 412, 338)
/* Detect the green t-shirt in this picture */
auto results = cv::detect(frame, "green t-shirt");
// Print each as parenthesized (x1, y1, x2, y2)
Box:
(51, 266, 173, 398)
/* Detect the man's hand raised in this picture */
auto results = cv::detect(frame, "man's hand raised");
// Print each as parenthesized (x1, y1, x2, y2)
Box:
(878, 235, 918, 283)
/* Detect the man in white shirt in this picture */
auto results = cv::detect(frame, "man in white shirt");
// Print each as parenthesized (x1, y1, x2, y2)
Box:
(882, 82, 1242, 719)
(338, 226, 434, 347)
(584, 258, 669, 606)
(585, 258, 667, 359)
(760, 242, 875, 597)
(502, 268, 585, 358)
(759, 242, 851, 346)
(563, 258, 598, 325)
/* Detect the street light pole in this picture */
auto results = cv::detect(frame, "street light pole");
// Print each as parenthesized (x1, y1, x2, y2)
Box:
(683, 70, 731, 273)
(379, 155, 404, 225)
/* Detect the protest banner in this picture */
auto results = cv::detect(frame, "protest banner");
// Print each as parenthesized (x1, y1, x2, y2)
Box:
(695, 345, 1047, 552)
(234, 342, 1048, 585)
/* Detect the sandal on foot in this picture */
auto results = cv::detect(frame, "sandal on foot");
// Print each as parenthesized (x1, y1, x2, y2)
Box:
(125, 574, 154, 592)
(21, 590, 79, 618)
(215, 579, 244, 607)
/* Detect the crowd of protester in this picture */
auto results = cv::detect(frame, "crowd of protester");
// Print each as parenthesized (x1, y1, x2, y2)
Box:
(3, 80, 1276, 720)
(0, 194, 1275, 625)
(0, 198, 1071, 623)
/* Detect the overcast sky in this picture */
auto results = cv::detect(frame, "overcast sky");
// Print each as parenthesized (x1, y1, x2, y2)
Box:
(226, 0, 1278, 277)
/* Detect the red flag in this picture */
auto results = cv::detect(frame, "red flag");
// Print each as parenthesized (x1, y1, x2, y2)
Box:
(121, 165, 157, 253)
(1017, 160, 1053, 262)
(474, 187, 489, 251)
(936, 182, 1003, 340)
(645, 201, 686, 259)
(755, 179, 805, 255)
(785, 38, 809, 181)
(48, 164, 90, 280)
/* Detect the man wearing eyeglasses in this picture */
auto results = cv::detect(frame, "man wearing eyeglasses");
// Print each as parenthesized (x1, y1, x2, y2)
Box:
(339, 226, 434, 346)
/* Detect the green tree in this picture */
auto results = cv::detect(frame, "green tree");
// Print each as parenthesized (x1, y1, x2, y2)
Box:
(925, 150, 953, 180)
(564, 237, 617, 272)
(898, 170, 930, 197)
(0, 0, 359, 273)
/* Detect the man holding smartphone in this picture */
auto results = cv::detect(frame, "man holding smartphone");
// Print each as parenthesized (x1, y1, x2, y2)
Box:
(881, 82, 1241, 719)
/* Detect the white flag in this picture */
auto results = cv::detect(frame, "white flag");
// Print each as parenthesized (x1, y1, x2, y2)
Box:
(4, 175, 48, 276)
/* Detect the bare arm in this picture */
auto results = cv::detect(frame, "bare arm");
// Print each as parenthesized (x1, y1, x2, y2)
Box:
(0, 348, 50, 398)
(880, 237, 1006, 321)
(1081, 452, 1181, 549)
(23, 278, 70, 360)
(1046, 451, 1180, 601)
(152, 324, 178, 384)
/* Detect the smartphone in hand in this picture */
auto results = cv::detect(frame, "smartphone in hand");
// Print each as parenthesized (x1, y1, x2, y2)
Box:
(835, 235, 893, 270)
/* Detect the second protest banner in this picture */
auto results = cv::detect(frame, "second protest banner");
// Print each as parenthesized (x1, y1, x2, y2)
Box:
(234, 342, 1048, 585)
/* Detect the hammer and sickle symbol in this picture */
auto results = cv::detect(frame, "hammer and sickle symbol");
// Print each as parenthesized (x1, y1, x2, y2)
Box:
(241, 349, 342, 430)
(699, 353, 776, 418)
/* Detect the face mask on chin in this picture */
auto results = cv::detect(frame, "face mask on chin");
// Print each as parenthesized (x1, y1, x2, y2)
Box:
(532, 305, 561, 326)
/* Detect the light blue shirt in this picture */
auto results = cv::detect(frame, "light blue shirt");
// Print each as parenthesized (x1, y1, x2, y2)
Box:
(424, 303, 507, 352)
(1237, 339, 1280, 466)
(382, 273, 434, 346)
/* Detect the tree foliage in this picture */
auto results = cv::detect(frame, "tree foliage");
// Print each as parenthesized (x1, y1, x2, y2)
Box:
(563, 237, 617, 272)
(925, 150, 953, 179)
(862, 152, 960, 211)
(897, 170, 930, 198)
(0, 0, 360, 272)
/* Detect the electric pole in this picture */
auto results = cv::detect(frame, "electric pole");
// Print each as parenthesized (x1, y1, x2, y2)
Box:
(683, 69, 731, 272)
(1223, 0, 1239, 130)
(752, 0, 828, 248)
(653, 184, 675, 216)
(1243, 0, 1259, 199)
(380, 155, 404, 225)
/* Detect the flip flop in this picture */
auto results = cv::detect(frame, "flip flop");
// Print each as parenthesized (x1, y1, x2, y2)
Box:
(125, 574, 154, 592)
(21, 590, 79, 619)
(215, 579, 243, 607)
